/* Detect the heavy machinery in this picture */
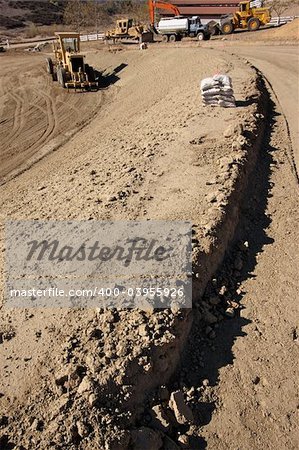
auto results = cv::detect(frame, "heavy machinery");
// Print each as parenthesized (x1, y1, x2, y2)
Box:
(157, 16, 211, 41)
(46, 32, 98, 89)
(105, 18, 153, 42)
(220, 0, 271, 34)
(148, 0, 180, 31)
(148, 0, 210, 41)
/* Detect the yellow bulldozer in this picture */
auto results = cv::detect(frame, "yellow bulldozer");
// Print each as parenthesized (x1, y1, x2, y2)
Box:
(46, 32, 98, 90)
(220, 1, 271, 34)
(105, 18, 153, 42)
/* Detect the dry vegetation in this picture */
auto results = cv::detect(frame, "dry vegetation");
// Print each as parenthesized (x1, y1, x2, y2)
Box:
(0, 0, 149, 38)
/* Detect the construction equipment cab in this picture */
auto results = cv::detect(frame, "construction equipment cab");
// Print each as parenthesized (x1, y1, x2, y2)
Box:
(46, 32, 98, 90)
(220, 1, 271, 34)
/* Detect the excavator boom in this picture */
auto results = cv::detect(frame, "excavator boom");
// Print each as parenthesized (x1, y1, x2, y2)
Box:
(148, 0, 180, 26)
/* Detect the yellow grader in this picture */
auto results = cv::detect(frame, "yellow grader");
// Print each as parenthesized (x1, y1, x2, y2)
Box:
(46, 32, 98, 90)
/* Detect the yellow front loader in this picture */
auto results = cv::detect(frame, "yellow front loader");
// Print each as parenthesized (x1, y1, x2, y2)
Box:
(220, 1, 271, 34)
(46, 32, 98, 90)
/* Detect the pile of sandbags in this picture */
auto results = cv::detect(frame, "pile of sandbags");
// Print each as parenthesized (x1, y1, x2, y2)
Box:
(200, 74, 236, 108)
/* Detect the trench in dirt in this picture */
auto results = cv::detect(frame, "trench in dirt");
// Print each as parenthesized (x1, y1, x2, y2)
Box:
(157, 69, 297, 447)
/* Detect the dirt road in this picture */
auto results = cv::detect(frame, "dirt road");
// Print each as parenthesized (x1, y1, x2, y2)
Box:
(234, 45, 299, 173)
(194, 45, 299, 449)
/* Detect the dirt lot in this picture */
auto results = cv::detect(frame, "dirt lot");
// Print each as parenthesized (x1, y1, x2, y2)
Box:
(0, 38, 298, 450)
(0, 52, 103, 183)
(218, 18, 299, 42)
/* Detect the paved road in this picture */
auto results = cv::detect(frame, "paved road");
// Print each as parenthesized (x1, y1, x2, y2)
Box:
(235, 45, 299, 172)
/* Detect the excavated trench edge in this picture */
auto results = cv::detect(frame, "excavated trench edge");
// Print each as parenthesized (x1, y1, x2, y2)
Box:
(192, 65, 269, 303)
(127, 66, 270, 426)
(0, 64, 272, 449)
(257, 70, 299, 185)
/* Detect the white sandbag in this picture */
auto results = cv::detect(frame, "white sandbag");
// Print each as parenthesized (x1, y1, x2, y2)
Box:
(201, 87, 222, 96)
(200, 77, 220, 92)
(201, 88, 221, 97)
(203, 96, 236, 108)
(219, 100, 236, 108)
(202, 89, 234, 99)
(213, 74, 232, 87)
(202, 93, 235, 102)
(218, 94, 236, 102)
(202, 98, 218, 103)
(201, 73, 235, 108)
(202, 98, 220, 105)
(222, 85, 234, 92)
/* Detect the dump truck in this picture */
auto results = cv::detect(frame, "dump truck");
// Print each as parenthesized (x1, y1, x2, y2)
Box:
(46, 32, 98, 90)
(157, 16, 211, 41)
(219, 0, 271, 34)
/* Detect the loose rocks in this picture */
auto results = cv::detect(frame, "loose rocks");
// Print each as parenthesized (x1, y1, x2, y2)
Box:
(223, 123, 243, 138)
(150, 405, 172, 432)
(169, 390, 194, 425)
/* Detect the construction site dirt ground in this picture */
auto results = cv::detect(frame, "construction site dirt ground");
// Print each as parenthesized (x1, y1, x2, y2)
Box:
(0, 37, 298, 450)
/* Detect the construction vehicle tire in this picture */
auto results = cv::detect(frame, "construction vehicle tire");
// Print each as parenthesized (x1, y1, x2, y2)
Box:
(197, 32, 205, 41)
(57, 66, 66, 88)
(46, 57, 53, 75)
(212, 26, 221, 36)
(162, 34, 169, 43)
(85, 64, 96, 83)
(248, 17, 260, 31)
(221, 20, 234, 34)
(169, 34, 176, 42)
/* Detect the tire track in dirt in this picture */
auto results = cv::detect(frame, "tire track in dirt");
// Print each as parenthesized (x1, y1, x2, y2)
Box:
(7, 90, 26, 143)
(0, 88, 57, 184)
(0, 58, 104, 184)
(0, 90, 42, 127)
(29, 89, 57, 152)
(0, 79, 42, 147)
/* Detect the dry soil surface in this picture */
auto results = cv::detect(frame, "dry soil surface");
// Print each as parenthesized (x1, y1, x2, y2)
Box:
(0, 41, 298, 450)
(233, 45, 299, 173)
(187, 44, 299, 450)
(219, 18, 299, 42)
(0, 45, 259, 449)
(0, 52, 103, 183)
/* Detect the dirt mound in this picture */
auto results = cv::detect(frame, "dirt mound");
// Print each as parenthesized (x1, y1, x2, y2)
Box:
(0, 45, 264, 449)
(226, 19, 299, 42)
(261, 19, 299, 40)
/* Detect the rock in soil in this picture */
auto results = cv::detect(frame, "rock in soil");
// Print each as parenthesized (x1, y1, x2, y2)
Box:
(169, 390, 194, 425)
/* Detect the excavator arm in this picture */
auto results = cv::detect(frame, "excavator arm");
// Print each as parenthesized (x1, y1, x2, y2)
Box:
(148, 0, 180, 26)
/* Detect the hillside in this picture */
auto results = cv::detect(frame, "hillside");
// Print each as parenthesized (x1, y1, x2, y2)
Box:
(1, 1, 298, 33)
(0, 0, 64, 29)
